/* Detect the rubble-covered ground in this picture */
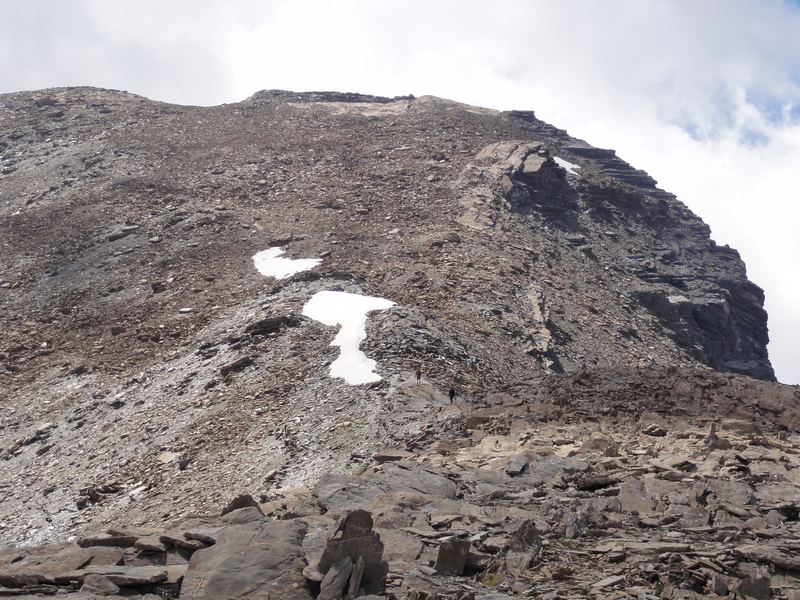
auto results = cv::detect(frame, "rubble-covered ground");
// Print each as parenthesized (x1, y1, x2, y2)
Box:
(2, 369, 800, 598)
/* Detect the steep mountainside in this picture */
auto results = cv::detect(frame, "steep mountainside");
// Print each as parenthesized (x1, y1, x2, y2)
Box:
(0, 88, 797, 599)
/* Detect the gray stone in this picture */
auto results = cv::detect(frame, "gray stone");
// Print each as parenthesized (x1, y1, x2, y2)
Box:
(618, 480, 654, 514)
(642, 424, 667, 436)
(80, 574, 120, 595)
(105, 566, 168, 587)
(623, 541, 690, 553)
(183, 527, 224, 545)
(77, 533, 137, 548)
(434, 539, 470, 575)
(348, 556, 365, 597)
(158, 532, 205, 551)
(182, 519, 308, 599)
(218, 506, 266, 524)
(710, 573, 728, 596)
(0, 545, 124, 587)
(319, 556, 353, 600)
(735, 544, 800, 571)
(592, 574, 625, 589)
(504, 454, 529, 476)
(220, 493, 263, 516)
(318, 510, 387, 594)
(737, 575, 771, 600)
(134, 536, 166, 553)
(373, 448, 413, 463)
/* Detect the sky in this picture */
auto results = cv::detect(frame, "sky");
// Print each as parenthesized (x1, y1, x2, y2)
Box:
(1, 0, 798, 383)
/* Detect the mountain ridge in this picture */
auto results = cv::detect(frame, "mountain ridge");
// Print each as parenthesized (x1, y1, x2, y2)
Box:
(0, 87, 795, 599)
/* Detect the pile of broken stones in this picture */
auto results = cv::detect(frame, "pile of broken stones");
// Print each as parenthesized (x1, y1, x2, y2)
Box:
(4, 381, 800, 600)
(1, 489, 399, 599)
(0, 494, 310, 599)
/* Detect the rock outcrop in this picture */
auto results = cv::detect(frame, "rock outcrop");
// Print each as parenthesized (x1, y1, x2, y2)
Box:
(2, 370, 800, 598)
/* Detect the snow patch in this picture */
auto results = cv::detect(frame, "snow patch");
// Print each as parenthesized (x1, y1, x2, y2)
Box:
(302, 290, 395, 385)
(252, 247, 321, 279)
(554, 156, 581, 175)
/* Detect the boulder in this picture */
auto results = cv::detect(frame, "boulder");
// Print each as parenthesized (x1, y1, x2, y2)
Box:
(503, 520, 542, 577)
(220, 493, 264, 516)
(182, 519, 309, 599)
(349, 556, 365, 596)
(435, 539, 470, 575)
(618, 479, 654, 514)
(318, 556, 353, 600)
(317, 510, 388, 594)
(737, 575, 771, 600)
(504, 454, 529, 476)
(81, 573, 120, 595)
(735, 544, 800, 571)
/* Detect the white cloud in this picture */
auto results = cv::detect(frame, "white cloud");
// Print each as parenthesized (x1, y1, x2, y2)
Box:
(2, 0, 798, 382)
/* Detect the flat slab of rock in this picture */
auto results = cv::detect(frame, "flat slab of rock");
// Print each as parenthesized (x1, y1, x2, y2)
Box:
(0, 545, 124, 587)
(182, 520, 309, 599)
(220, 493, 264, 516)
(56, 565, 169, 587)
(592, 574, 626, 589)
(106, 527, 160, 538)
(504, 454, 529, 476)
(318, 510, 387, 594)
(81, 573, 120, 595)
(373, 448, 413, 463)
(159, 532, 206, 551)
(319, 556, 353, 600)
(623, 541, 691, 553)
(183, 527, 224, 545)
(735, 544, 800, 571)
(103, 565, 169, 587)
(77, 533, 138, 548)
(134, 537, 167, 553)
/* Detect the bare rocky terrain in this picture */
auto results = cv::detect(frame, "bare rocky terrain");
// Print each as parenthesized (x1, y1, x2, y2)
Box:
(0, 87, 798, 598)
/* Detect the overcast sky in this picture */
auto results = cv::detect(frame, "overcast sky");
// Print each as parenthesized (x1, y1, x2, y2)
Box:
(1, 0, 798, 383)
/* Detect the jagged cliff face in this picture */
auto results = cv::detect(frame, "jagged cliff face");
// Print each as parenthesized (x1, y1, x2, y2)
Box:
(0, 88, 780, 554)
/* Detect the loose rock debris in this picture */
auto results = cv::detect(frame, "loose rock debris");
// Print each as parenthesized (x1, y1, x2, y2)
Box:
(0, 88, 796, 598)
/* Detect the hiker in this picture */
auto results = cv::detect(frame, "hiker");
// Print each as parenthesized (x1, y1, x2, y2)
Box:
(415, 368, 421, 383)
(449, 387, 456, 403)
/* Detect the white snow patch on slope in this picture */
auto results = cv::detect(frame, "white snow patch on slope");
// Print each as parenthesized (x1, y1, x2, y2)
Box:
(554, 156, 581, 175)
(252, 247, 321, 279)
(302, 290, 395, 385)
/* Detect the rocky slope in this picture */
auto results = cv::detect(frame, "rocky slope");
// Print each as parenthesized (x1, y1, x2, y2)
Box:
(2, 369, 800, 599)
(0, 87, 796, 599)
